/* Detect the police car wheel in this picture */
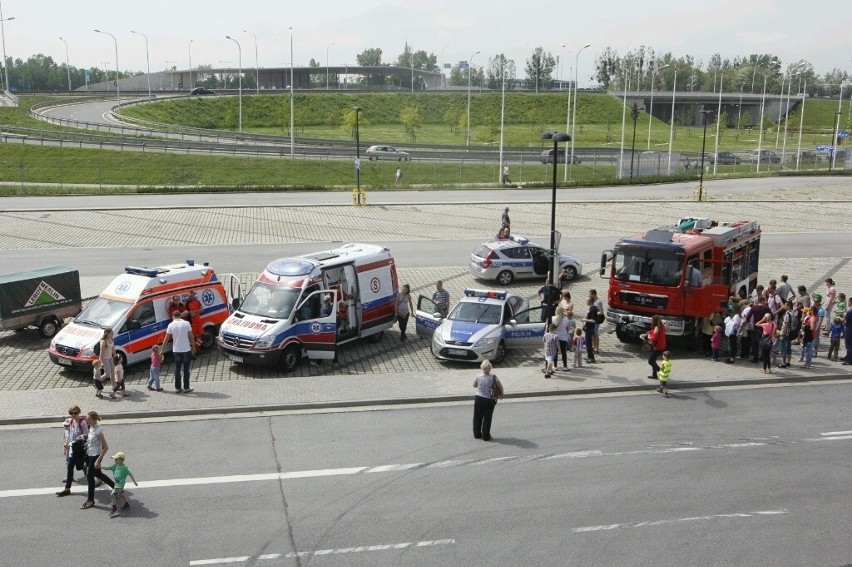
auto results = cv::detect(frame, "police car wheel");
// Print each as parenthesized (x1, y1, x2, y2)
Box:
(562, 266, 577, 281)
(494, 341, 506, 363)
(496, 270, 514, 286)
(280, 346, 301, 373)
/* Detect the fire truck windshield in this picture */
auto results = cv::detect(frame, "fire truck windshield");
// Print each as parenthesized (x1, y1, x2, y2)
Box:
(613, 245, 685, 287)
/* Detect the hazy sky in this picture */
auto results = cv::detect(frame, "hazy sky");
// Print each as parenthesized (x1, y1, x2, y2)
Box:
(5, 0, 850, 86)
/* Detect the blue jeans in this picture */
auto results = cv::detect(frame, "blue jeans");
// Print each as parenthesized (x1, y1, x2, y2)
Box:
(802, 342, 814, 365)
(173, 351, 192, 390)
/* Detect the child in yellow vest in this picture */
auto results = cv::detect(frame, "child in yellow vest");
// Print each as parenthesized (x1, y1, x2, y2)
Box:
(657, 351, 672, 398)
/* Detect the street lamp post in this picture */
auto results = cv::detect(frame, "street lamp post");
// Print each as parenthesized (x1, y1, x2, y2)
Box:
(560, 44, 573, 182)
(781, 67, 802, 165)
(355, 106, 362, 196)
(795, 80, 807, 171)
(737, 82, 745, 133)
(498, 66, 506, 185)
(667, 67, 678, 173)
(647, 62, 668, 149)
(94, 29, 120, 105)
(0, 1, 13, 93)
(59, 36, 71, 91)
(465, 50, 480, 148)
(224, 35, 242, 133)
(569, 43, 590, 178)
(629, 102, 640, 180)
(188, 39, 193, 91)
(440, 45, 449, 90)
(830, 82, 845, 171)
(541, 131, 571, 286)
(130, 30, 152, 100)
(289, 27, 294, 157)
(326, 42, 334, 90)
(242, 30, 259, 94)
(698, 109, 712, 201)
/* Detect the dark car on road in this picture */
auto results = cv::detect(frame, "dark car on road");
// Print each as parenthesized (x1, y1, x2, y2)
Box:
(709, 152, 742, 165)
(190, 87, 216, 96)
(541, 148, 581, 164)
(751, 150, 780, 164)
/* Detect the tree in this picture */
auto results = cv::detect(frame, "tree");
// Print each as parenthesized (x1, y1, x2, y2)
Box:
(356, 47, 386, 86)
(390, 43, 437, 89)
(594, 47, 619, 90)
(443, 106, 462, 133)
(525, 47, 555, 91)
(340, 107, 368, 139)
(486, 54, 516, 90)
(400, 105, 423, 142)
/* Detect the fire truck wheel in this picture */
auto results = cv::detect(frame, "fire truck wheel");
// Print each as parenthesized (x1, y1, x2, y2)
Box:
(615, 327, 633, 344)
(496, 270, 515, 286)
(280, 346, 302, 373)
(38, 317, 60, 339)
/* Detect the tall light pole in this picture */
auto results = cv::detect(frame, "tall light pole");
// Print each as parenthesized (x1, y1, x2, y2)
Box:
(648, 62, 668, 149)
(781, 67, 802, 165)
(0, 0, 13, 94)
(59, 36, 71, 91)
(94, 29, 120, 105)
(737, 81, 745, 133)
(355, 106, 361, 195)
(410, 41, 414, 93)
(242, 29, 259, 94)
(795, 80, 807, 171)
(830, 82, 845, 171)
(440, 45, 449, 90)
(667, 67, 678, 173)
(569, 43, 590, 177)
(541, 131, 571, 286)
(188, 39, 193, 90)
(712, 75, 723, 175)
(130, 30, 152, 100)
(326, 42, 334, 90)
(698, 109, 712, 201)
(498, 63, 506, 185)
(289, 27, 294, 157)
(560, 44, 574, 182)
(756, 75, 767, 172)
(465, 50, 480, 148)
(224, 35, 242, 133)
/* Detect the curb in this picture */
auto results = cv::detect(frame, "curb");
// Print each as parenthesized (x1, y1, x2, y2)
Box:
(5, 372, 849, 427)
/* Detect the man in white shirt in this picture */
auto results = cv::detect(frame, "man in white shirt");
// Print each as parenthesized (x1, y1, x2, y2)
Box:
(163, 310, 195, 393)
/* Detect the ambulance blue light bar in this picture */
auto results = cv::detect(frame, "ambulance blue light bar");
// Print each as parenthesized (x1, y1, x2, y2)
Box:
(124, 266, 160, 277)
(464, 288, 507, 300)
(509, 235, 529, 245)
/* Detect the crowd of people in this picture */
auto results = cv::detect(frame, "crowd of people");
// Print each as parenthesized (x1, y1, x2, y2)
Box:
(712, 276, 850, 369)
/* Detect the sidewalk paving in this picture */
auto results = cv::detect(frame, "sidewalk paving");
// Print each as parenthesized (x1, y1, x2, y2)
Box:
(3, 353, 848, 425)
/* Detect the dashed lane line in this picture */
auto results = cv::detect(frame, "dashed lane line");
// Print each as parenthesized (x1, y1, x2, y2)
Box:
(189, 539, 456, 565)
(573, 510, 789, 533)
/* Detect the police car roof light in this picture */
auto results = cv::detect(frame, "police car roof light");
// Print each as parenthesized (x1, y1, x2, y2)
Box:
(464, 288, 507, 300)
(124, 266, 160, 278)
(508, 235, 529, 245)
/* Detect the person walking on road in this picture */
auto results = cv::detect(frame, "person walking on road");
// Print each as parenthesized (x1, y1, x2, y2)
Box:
(56, 405, 89, 497)
(80, 411, 115, 510)
(163, 310, 195, 393)
(502, 166, 511, 187)
(642, 315, 667, 379)
(472, 360, 503, 441)
(96, 452, 137, 517)
(395, 167, 402, 185)
(396, 284, 414, 342)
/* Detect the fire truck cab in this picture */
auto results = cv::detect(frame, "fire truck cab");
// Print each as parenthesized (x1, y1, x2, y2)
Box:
(600, 217, 761, 344)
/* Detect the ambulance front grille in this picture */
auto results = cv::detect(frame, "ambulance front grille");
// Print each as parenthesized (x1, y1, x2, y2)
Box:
(221, 333, 252, 349)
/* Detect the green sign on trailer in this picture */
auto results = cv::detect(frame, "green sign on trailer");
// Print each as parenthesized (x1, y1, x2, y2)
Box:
(0, 265, 83, 338)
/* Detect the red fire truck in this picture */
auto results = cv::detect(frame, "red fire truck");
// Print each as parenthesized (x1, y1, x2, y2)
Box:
(600, 217, 761, 344)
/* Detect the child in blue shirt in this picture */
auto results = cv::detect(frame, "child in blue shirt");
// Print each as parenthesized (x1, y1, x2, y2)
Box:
(827, 317, 844, 362)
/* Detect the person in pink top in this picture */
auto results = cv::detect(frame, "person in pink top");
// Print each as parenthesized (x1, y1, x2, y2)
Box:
(710, 325, 723, 361)
(755, 313, 776, 374)
(147, 345, 163, 392)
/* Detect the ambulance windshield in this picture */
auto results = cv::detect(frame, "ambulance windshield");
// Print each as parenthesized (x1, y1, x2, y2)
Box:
(240, 283, 300, 320)
(613, 245, 685, 287)
(76, 297, 132, 328)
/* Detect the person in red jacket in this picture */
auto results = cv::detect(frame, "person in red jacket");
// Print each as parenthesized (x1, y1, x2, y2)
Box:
(642, 315, 667, 380)
(185, 291, 203, 348)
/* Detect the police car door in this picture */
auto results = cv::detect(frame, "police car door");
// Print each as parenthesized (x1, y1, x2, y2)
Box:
(415, 295, 441, 338)
(504, 301, 546, 347)
(294, 289, 337, 361)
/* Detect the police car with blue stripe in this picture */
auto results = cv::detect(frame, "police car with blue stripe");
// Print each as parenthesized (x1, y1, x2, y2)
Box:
(415, 288, 546, 363)
(469, 235, 582, 286)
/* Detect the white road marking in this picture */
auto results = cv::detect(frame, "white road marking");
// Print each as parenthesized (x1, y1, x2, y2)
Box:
(821, 431, 852, 436)
(573, 510, 789, 533)
(819, 431, 852, 441)
(189, 539, 455, 565)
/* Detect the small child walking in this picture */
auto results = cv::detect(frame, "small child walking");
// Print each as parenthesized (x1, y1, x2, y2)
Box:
(112, 354, 129, 398)
(572, 328, 585, 368)
(97, 452, 137, 517)
(543, 323, 559, 378)
(147, 345, 164, 391)
(657, 351, 672, 398)
(710, 325, 723, 361)
(92, 359, 106, 399)
(827, 316, 844, 362)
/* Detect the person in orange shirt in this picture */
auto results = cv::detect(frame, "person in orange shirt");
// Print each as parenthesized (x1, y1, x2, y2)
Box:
(186, 291, 203, 348)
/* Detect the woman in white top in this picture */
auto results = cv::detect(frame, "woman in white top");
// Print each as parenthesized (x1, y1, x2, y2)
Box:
(396, 284, 415, 342)
(724, 305, 742, 364)
(551, 306, 572, 371)
(56, 405, 89, 496)
(473, 360, 503, 441)
(99, 329, 115, 383)
(80, 411, 115, 509)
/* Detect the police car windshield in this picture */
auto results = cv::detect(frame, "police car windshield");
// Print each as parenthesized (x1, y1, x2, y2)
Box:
(613, 245, 684, 286)
(449, 302, 502, 325)
(76, 297, 131, 328)
(240, 283, 300, 320)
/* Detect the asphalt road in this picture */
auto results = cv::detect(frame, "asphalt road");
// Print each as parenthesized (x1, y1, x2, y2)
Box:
(3, 383, 850, 566)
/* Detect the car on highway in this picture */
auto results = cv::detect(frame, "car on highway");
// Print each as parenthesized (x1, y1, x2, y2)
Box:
(709, 152, 742, 165)
(190, 87, 216, 96)
(415, 288, 545, 363)
(469, 235, 583, 286)
(365, 145, 410, 161)
(751, 149, 780, 164)
(541, 148, 581, 164)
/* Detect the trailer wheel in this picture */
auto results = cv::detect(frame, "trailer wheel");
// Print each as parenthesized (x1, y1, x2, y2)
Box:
(38, 317, 60, 339)
(280, 346, 302, 373)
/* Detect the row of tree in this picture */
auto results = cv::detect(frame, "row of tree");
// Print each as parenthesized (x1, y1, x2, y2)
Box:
(1, 45, 849, 98)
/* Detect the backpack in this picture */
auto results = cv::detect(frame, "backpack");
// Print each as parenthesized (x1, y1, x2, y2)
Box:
(93, 340, 101, 357)
(788, 309, 801, 339)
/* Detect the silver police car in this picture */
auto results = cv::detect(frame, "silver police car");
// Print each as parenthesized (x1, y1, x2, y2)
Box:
(415, 288, 545, 363)
(469, 235, 583, 286)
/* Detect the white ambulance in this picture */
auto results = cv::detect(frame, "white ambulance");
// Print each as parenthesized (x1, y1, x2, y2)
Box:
(217, 243, 398, 371)
(48, 262, 231, 370)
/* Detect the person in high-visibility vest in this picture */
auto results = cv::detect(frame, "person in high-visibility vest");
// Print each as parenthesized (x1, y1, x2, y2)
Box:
(185, 291, 203, 348)
(657, 351, 672, 398)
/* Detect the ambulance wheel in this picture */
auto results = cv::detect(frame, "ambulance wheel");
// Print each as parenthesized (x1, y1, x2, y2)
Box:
(494, 341, 506, 363)
(201, 328, 216, 349)
(280, 346, 301, 373)
(496, 270, 514, 286)
(38, 318, 60, 339)
(366, 331, 384, 343)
